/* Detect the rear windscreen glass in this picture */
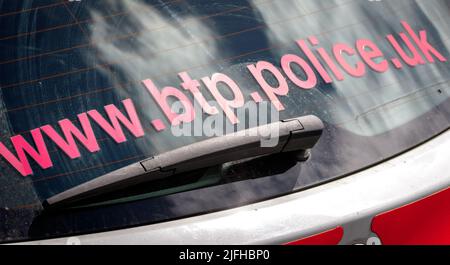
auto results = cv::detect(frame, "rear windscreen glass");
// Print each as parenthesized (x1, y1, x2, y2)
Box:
(0, 0, 449, 242)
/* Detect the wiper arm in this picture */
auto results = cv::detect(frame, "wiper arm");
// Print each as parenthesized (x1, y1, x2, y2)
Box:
(44, 115, 324, 209)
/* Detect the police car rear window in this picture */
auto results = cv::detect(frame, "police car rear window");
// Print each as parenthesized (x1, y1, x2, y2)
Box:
(0, 0, 449, 242)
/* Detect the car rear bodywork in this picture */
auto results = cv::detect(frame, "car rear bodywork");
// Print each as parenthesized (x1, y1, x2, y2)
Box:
(21, 128, 450, 245)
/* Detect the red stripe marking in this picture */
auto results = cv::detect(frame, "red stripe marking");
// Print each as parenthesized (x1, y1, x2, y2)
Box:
(284, 226, 344, 245)
(372, 187, 450, 245)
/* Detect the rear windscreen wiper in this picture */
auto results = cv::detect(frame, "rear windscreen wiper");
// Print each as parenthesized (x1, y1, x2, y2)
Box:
(43, 115, 324, 209)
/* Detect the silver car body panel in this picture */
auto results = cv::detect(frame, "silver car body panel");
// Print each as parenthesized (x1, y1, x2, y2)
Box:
(19, 129, 450, 245)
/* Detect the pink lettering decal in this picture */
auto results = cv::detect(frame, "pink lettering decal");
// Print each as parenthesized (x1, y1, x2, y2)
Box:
(391, 58, 403, 69)
(308, 36, 319, 46)
(178, 72, 218, 115)
(202, 73, 244, 124)
(401, 21, 447, 63)
(356, 39, 389, 73)
(142, 79, 195, 126)
(88, 99, 145, 144)
(0, 129, 52, 176)
(333, 43, 366, 77)
(316, 47, 345, 81)
(151, 119, 166, 132)
(306, 36, 344, 81)
(281, 54, 317, 89)
(386, 34, 425, 66)
(297, 39, 333, 83)
(247, 61, 288, 111)
(41, 113, 100, 159)
(250, 92, 263, 103)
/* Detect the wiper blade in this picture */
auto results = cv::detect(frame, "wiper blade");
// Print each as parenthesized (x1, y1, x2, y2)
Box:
(44, 115, 324, 209)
